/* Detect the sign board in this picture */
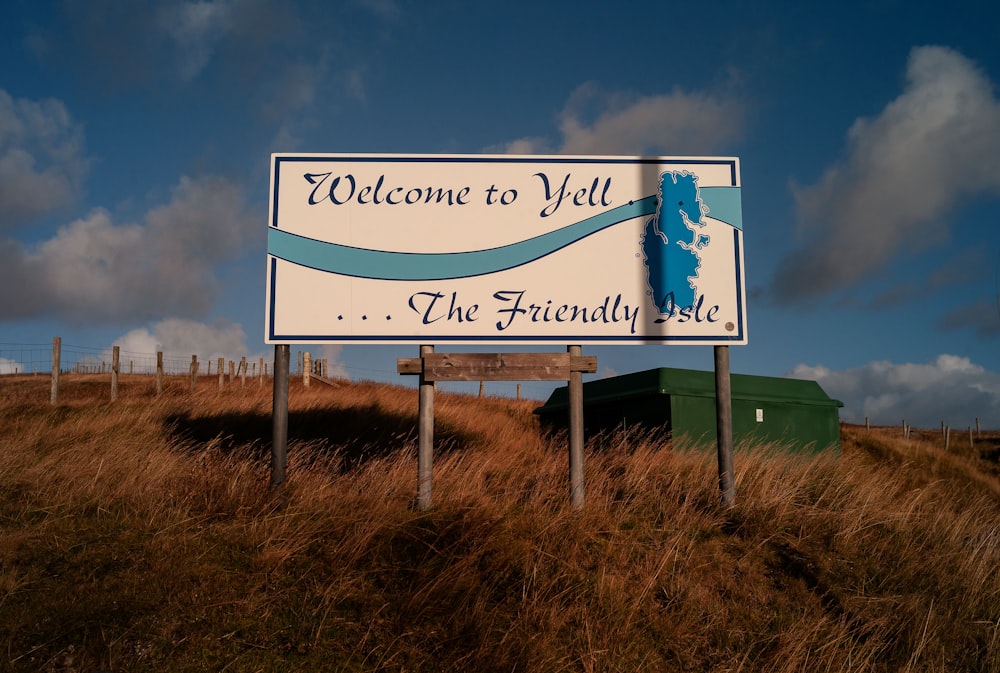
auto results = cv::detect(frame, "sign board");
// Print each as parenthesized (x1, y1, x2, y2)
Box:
(266, 154, 746, 345)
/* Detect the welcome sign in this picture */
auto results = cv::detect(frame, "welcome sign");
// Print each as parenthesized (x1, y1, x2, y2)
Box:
(266, 154, 746, 344)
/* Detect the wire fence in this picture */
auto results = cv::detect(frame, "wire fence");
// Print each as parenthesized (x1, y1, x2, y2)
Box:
(0, 342, 249, 377)
(0, 339, 560, 401)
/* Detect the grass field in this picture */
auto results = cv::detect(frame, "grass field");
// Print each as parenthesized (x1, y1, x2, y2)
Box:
(1, 374, 998, 672)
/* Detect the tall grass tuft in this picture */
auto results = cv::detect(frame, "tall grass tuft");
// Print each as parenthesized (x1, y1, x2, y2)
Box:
(1, 374, 998, 672)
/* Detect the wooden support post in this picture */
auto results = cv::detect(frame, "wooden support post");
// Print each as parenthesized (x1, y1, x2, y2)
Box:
(945, 426, 950, 451)
(190, 355, 198, 391)
(229, 360, 235, 385)
(479, 380, 484, 398)
(271, 345, 290, 490)
(568, 345, 585, 510)
(714, 345, 735, 507)
(397, 350, 597, 508)
(517, 384, 521, 400)
(303, 352, 311, 387)
(111, 345, 120, 401)
(50, 336, 61, 405)
(218, 357, 225, 389)
(240, 356, 247, 388)
(156, 352, 164, 395)
(865, 417, 870, 432)
(418, 345, 434, 511)
(259, 357, 264, 388)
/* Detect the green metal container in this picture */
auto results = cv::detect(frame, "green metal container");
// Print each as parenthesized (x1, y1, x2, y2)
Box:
(535, 368, 844, 452)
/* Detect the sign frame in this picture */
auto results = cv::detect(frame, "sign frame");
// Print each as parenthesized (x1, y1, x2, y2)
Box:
(266, 154, 746, 345)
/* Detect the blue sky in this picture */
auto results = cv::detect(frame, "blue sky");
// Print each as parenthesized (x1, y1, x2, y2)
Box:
(1, 0, 999, 428)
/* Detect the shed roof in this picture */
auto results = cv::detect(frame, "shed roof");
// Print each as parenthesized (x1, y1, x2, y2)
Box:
(537, 367, 843, 412)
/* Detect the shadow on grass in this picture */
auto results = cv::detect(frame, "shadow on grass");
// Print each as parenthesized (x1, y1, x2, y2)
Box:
(165, 404, 477, 472)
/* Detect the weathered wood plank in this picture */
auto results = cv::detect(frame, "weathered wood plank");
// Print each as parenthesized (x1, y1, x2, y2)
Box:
(397, 357, 422, 375)
(398, 352, 597, 380)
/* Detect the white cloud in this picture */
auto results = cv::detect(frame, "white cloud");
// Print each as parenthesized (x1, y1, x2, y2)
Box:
(0, 90, 88, 227)
(773, 46, 1000, 301)
(788, 354, 1000, 428)
(0, 175, 258, 324)
(317, 344, 350, 380)
(113, 318, 252, 362)
(158, 0, 236, 80)
(499, 82, 745, 155)
(0, 357, 20, 375)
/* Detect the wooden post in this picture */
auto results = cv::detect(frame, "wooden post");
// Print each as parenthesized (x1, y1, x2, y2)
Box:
(517, 384, 521, 400)
(479, 380, 484, 398)
(228, 360, 234, 385)
(190, 355, 198, 391)
(129, 360, 133, 375)
(714, 345, 735, 507)
(865, 417, 870, 432)
(568, 345, 585, 509)
(945, 426, 950, 451)
(111, 345, 120, 401)
(240, 356, 247, 388)
(271, 345, 290, 490)
(218, 357, 225, 389)
(50, 336, 61, 405)
(970, 426, 975, 450)
(303, 352, 311, 387)
(418, 345, 434, 511)
(156, 352, 164, 395)
(259, 357, 264, 387)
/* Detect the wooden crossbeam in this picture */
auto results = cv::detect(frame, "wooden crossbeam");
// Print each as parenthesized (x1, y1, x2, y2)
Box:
(396, 352, 597, 381)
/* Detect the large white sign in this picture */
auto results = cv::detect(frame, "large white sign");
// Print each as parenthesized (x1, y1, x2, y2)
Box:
(266, 154, 746, 345)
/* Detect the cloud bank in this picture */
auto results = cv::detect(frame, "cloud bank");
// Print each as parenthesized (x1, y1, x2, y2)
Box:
(789, 354, 1000, 428)
(112, 318, 253, 364)
(772, 46, 1000, 301)
(499, 82, 745, 155)
(0, 89, 88, 228)
(0, 175, 258, 324)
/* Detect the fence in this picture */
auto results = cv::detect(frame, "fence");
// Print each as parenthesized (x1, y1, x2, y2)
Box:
(0, 338, 562, 403)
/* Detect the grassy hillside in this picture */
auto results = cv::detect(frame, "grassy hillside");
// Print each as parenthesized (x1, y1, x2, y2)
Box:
(1, 374, 998, 672)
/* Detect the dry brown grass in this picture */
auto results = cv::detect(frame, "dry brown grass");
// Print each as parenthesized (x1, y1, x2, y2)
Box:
(1, 374, 998, 672)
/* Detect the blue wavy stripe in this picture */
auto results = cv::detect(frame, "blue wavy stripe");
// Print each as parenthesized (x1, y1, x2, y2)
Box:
(268, 196, 657, 280)
(268, 187, 741, 280)
(700, 186, 743, 230)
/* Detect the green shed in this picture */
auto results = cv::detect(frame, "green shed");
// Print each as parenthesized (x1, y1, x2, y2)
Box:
(535, 368, 844, 452)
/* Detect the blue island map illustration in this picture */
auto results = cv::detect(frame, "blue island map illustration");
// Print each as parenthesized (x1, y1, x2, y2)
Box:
(640, 171, 710, 319)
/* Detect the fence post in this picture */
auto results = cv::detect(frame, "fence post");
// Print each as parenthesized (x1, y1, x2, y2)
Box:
(50, 336, 61, 405)
(259, 357, 264, 388)
(156, 352, 164, 395)
(240, 356, 247, 388)
(303, 352, 311, 387)
(218, 357, 224, 389)
(111, 345, 120, 401)
(190, 355, 198, 391)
